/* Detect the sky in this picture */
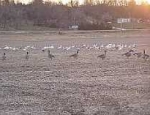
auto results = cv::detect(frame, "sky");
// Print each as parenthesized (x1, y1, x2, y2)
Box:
(21, 0, 150, 4)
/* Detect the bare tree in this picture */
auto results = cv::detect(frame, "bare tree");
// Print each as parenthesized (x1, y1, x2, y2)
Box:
(0, 0, 149, 30)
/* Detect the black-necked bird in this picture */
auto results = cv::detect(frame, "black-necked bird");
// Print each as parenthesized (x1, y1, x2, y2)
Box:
(143, 50, 149, 60)
(48, 50, 55, 60)
(133, 52, 142, 58)
(25, 52, 29, 60)
(2, 53, 6, 61)
(70, 49, 80, 59)
(122, 49, 134, 58)
(97, 50, 107, 60)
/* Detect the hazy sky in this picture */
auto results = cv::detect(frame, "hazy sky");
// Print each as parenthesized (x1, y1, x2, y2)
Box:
(21, 0, 150, 4)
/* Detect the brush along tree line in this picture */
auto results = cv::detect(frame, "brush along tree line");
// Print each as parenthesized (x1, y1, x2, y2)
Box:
(0, 0, 149, 30)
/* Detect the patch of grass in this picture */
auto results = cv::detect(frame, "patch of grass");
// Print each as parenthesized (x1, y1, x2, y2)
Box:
(113, 22, 150, 29)
(0, 25, 59, 31)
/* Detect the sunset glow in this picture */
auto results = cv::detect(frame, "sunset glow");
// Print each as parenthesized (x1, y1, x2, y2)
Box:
(20, 0, 150, 4)
(55, 0, 150, 4)
(147, 0, 150, 3)
(137, 0, 150, 4)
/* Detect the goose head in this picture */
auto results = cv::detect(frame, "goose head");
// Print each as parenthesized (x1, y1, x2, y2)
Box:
(104, 50, 107, 55)
(143, 49, 146, 54)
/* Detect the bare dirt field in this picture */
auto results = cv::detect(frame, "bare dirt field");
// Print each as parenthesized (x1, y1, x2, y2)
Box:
(0, 30, 150, 115)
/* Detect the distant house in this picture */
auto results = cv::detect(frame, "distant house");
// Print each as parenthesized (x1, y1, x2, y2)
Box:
(69, 25, 79, 30)
(117, 18, 131, 23)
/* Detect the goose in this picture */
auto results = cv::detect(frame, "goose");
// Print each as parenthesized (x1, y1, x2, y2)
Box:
(4, 46, 10, 50)
(122, 49, 134, 58)
(129, 49, 134, 53)
(115, 45, 119, 50)
(71, 45, 75, 48)
(70, 49, 80, 58)
(42, 49, 45, 52)
(82, 44, 86, 48)
(25, 52, 29, 60)
(133, 52, 142, 58)
(65, 47, 71, 51)
(31, 46, 36, 50)
(97, 50, 107, 60)
(122, 51, 131, 58)
(49, 46, 54, 49)
(105, 44, 113, 49)
(2, 53, 6, 60)
(48, 50, 55, 60)
(116, 44, 124, 50)
(12, 47, 19, 51)
(143, 50, 149, 60)
(57, 45, 62, 49)
(58, 29, 62, 35)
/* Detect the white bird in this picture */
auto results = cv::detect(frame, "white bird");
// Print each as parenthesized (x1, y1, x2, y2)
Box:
(25, 46, 30, 49)
(118, 45, 124, 50)
(23, 46, 31, 51)
(4, 46, 10, 50)
(100, 44, 104, 49)
(112, 44, 116, 48)
(42, 46, 52, 50)
(57, 45, 62, 49)
(12, 47, 19, 51)
(63, 47, 71, 51)
(66, 47, 71, 50)
(124, 44, 127, 48)
(49, 46, 54, 49)
(105, 44, 113, 49)
(132, 44, 136, 48)
(23, 48, 27, 51)
(128, 45, 132, 48)
(71, 45, 75, 48)
(86, 46, 90, 49)
(93, 44, 100, 50)
(82, 44, 86, 48)
(95, 46, 100, 50)
(43, 46, 48, 50)
(31, 46, 36, 50)
(83, 44, 86, 47)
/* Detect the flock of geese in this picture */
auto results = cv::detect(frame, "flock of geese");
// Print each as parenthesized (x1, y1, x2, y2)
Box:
(1, 48, 149, 61)
(122, 49, 149, 60)
(0, 43, 149, 61)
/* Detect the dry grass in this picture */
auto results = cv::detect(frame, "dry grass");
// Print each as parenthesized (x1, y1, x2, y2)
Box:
(0, 30, 150, 115)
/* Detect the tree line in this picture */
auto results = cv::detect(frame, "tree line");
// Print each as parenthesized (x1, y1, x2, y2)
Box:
(0, 0, 149, 30)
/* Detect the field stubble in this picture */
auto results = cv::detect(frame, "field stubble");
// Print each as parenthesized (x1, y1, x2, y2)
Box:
(0, 30, 150, 115)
